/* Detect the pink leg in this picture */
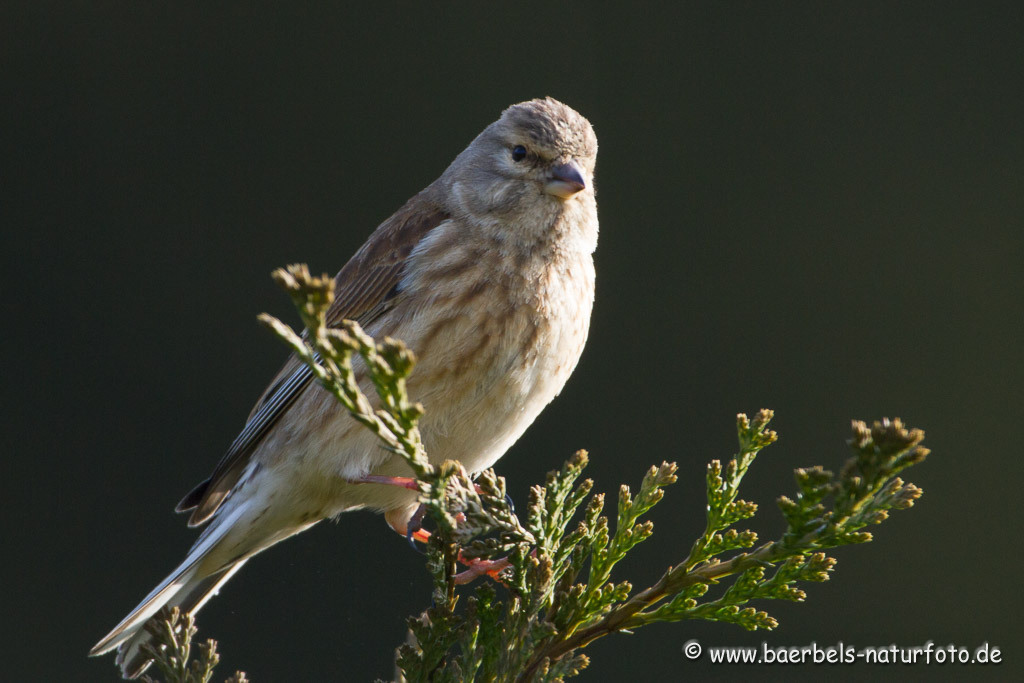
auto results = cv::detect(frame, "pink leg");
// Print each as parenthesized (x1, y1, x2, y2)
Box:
(349, 474, 420, 490)
(350, 473, 486, 495)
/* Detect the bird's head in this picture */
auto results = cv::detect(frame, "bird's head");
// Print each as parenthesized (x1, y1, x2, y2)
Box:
(440, 98, 598, 220)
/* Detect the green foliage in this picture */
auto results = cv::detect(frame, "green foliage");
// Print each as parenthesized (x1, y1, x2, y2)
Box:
(139, 607, 247, 683)
(139, 264, 929, 682)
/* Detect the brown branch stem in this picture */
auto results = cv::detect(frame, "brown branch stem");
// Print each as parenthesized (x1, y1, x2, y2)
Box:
(519, 541, 785, 681)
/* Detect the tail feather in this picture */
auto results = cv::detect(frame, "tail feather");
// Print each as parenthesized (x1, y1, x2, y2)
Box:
(89, 563, 199, 658)
(114, 561, 247, 679)
(91, 504, 250, 678)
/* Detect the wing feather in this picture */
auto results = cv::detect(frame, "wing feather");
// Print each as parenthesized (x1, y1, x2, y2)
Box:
(177, 191, 449, 525)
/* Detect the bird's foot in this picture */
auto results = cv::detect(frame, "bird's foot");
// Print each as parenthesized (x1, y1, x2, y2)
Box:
(396, 507, 510, 584)
(404, 504, 430, 549)
(453, 555, 511, 584)
(376, 483, 515, 585)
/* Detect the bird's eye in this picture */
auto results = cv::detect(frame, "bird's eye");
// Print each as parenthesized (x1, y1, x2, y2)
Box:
(511, 145, 528, 162)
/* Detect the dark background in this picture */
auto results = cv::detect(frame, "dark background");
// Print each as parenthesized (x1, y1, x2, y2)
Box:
(5, 3, 1022, 681)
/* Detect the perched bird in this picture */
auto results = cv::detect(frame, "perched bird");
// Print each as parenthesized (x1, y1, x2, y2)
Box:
(90, 97, 599, 678)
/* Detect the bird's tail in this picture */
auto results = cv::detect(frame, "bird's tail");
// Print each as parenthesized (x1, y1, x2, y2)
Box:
(89, 509, 248, 679)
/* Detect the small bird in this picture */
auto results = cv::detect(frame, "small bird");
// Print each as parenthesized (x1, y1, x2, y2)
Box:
(90, 97, 599, 678)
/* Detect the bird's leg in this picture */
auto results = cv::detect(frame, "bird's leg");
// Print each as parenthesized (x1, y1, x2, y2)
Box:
(349, 475, 432, 542)
(349, 474, 419, 490)
(349, 474, 487, 495)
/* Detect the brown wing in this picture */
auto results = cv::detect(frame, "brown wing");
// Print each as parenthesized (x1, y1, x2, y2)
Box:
(176, 191, 449, 526)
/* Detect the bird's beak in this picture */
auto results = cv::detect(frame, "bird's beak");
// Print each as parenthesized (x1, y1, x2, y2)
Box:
(545, 160, 587, 199)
